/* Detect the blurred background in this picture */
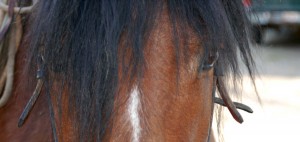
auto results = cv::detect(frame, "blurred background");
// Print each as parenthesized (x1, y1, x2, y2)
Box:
(215, 0, 300, 141)
(221, 29, 300, 142)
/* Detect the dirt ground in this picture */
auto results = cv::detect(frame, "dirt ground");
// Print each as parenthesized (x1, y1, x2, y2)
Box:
(213, 29, 300, 142)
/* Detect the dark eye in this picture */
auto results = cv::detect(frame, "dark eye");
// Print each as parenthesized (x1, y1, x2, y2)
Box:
(202, 52, 219, 71)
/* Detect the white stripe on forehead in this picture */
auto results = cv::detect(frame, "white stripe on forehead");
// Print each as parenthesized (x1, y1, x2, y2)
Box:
(128, 86, 141, 142)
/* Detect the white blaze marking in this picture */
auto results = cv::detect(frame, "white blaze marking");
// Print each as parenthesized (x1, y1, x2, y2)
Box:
(128, 87, 141, 142)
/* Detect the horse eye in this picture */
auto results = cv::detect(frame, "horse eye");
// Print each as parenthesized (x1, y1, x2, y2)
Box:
(202, 52, 219, 71)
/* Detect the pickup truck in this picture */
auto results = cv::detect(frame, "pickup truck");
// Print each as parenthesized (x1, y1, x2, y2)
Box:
(244, 0, 300, 43)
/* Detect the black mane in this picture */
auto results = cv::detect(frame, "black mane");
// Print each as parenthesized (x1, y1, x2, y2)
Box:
(28, 0, 254, 141)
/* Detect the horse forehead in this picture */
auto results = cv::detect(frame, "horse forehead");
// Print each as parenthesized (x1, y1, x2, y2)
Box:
(151, 10, 202, 48)
(144, 14, 203, 81)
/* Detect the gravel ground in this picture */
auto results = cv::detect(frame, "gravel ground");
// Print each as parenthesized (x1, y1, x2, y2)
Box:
(215, 29, 300, 142)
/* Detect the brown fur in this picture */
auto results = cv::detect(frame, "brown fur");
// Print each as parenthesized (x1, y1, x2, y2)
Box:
(105, 9, 215, 141)
(0, 37, 51, 142)
(1, 5, 215, 142)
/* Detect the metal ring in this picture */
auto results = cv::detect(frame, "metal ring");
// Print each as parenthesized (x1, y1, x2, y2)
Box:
(0, 0, 37, 14)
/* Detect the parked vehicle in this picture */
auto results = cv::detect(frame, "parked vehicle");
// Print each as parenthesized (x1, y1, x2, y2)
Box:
(244, 0, 300, 43)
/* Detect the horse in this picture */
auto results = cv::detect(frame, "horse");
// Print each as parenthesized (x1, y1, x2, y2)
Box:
(0, 0, 255, 141)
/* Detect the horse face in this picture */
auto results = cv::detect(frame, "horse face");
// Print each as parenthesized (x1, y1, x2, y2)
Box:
(108, 10, 215, 142)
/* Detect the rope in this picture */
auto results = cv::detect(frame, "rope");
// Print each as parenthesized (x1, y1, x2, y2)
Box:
(0, 0, 37, 14)
(0, 23, 17, 107)
(0, 0, 27, 108)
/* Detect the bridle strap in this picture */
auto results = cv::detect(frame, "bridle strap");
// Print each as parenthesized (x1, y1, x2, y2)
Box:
(205, 51, 253, 142)
(18, 55, 45, 127)
(18, 56, 59, 141)
(18, 78, 44, 127)
(214, 97, 253, 113)
(213, 75, 253, 123)
(216, 75, 244, 122)
(204, 51, 253, 124)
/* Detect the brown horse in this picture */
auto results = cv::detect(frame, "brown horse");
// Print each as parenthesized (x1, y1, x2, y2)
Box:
(0, 0, 255, 142)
